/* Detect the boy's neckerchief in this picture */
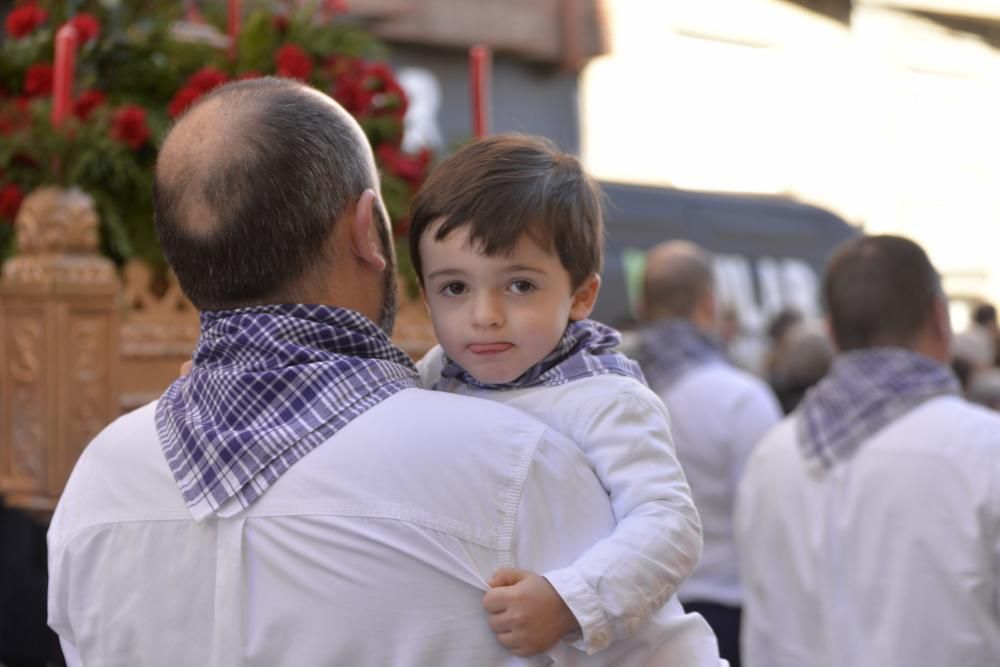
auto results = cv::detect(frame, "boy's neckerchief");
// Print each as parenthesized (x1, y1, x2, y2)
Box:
(797, 347, 959, 473)
(635, 319, 725, 391)
(156, 304, 420, 521)
(438, 319, 645, 391)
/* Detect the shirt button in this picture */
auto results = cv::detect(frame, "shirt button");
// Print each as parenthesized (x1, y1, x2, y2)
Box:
(625, 615, 642, 635)
(591, 629, 611, 650)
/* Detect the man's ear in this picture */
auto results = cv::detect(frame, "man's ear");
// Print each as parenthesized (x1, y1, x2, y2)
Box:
(569, 274, 602, 321)
(823, 314, 843, 353)
(350, 189, 387, 272)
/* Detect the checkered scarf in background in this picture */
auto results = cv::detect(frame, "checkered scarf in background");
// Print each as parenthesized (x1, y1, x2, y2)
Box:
(635, 319, 724, 391)
(797, 348, 959, 473)
(438, 319, 645, 390)
(156, 304, 419, 520)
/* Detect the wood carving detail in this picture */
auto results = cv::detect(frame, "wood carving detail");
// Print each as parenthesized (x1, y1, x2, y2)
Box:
(8, 317, 45, 484)
(120, 260, 200, 357)
(2, 187, 116, 288)
(67, 317, 110, 453)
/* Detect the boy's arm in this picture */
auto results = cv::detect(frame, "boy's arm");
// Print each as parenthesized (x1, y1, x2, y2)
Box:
(542, 386, 703, 654)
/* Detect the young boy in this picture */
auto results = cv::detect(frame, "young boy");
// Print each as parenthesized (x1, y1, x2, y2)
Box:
(409, 134, 705, 657)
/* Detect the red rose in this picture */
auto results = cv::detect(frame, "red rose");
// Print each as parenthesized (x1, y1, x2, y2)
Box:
(110, 105, 150, 150)
(187, 67, 228, 93)
(364, 62, 395, 86)
(374, 79, 407, 119)
(272, 15, 289, 33)
(332, 74, 373, 116)
(376, 145, 431, 188)
(0, 100, 29, 136)
(73, 89, 106, 119)
(168, 86, 202, 119)
(276, 44, 313, 81)
(4, 5, 48, 38)
(0, 183, 24, 222)
(23, 63, 54, 98)
(69, 13, 100, 44)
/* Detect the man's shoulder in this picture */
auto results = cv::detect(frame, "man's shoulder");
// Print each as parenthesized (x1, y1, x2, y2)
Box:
(744, 414, 799, 468)
(674, 361, 778, 410)
(881, 395, 1000, 458)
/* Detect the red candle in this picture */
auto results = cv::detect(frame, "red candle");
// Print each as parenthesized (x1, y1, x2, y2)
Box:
(469, 44, 491, 138)
(228, 0, 241, 61)
(52, 24, 79, 128)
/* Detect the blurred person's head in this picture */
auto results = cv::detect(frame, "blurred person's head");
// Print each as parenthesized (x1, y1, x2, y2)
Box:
(952, 331, 993, 372)
(765, 307, 805, 376)
(967, 368, 1000, 411)
(774, 322, 834, 388)
(823, 235, 949, 363)
(640, 240, 716, 332)
(973, 303, 998, 330)
(767, 308, 803, 344)
(770, 321, 834, 413)
(154, 77, 397, 332)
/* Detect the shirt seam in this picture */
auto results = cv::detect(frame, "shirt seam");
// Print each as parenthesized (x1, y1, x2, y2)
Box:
(55, 501, 505, 550)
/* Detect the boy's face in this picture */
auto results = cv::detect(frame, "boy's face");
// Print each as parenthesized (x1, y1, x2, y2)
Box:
(420, 221, 599, 384)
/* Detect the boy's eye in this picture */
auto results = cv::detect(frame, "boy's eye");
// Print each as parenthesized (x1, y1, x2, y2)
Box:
(439, 282, 468, 297)
(508, 280, 536, 295)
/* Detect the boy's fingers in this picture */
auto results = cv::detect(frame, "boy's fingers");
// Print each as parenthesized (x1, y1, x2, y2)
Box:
(179, 360, 193, 377)
(486, 611, 510, 634)
(482, 587, 510, 613)
(495, 630, 519, 651)
(489, 567, 528, 588)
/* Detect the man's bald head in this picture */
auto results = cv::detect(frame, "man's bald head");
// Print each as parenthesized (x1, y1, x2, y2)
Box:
(641, 240, 715, 322)
(153, 77, 377, 310)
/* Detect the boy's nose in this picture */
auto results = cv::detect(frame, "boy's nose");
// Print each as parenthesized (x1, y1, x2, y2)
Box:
(472, 293, 504, 328)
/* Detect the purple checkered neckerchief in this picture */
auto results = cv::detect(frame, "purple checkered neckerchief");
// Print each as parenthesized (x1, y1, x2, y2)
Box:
(636, 319, 724, 391)
(438, 319, 645, 391)
(156, 304, 419, 520)
(797, 347, 959, 473)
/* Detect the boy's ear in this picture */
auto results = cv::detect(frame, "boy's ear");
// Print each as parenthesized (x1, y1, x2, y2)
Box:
(569, 274, 601, 321)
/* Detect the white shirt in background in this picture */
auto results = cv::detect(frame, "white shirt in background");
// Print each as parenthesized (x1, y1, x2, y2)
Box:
(49, 388, 723, 666)
(736, 395, 1000, 667)
(651, 361, 781, 607)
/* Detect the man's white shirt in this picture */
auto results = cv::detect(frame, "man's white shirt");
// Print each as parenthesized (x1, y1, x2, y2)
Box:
(736, 395, 1000, 667)
(49, 388, 722, 666)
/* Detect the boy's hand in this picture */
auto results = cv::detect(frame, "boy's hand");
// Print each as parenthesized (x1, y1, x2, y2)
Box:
(482, 568, 580, 657)
(179, 360, 193, 377)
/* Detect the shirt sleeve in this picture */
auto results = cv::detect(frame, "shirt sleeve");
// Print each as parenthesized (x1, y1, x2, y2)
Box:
(542, 386, 703, 654)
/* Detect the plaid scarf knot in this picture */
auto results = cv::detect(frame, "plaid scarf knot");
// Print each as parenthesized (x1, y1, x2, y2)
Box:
(439, 319, 645, 390)
(797, 347, 959, 472)
(156, 304, 419, 520)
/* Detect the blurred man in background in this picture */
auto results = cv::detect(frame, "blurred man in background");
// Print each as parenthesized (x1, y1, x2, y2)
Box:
(737, 235, 1000, 667)
(634, 240, 782, 667)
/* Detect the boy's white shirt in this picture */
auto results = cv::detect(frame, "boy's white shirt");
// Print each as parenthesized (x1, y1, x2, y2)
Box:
(418, 344, 703, 654)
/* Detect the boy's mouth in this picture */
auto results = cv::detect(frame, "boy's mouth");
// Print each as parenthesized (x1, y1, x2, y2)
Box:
(468, 343, 513, 355)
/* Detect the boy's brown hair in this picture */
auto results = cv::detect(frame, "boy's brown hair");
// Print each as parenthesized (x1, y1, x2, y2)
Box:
(408, 133, 605, 289)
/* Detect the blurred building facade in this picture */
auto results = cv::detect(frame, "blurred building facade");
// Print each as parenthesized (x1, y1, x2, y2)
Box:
(583, 0, 1000, 325)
